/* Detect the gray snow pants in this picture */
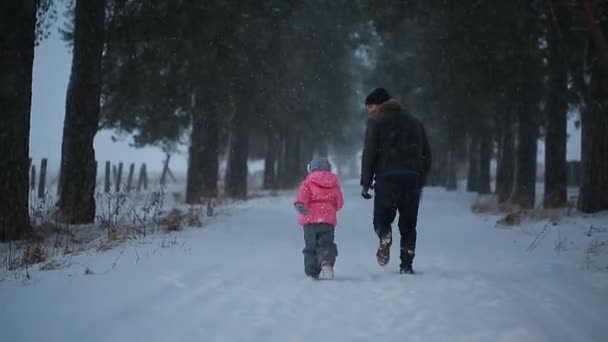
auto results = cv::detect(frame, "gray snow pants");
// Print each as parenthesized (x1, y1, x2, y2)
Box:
(302, 223, 338, 277)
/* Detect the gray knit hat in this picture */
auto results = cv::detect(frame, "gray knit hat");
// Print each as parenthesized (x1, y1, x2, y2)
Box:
(307, 158, 332, 173)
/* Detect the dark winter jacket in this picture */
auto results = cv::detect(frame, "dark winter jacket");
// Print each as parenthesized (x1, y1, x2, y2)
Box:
(360, 99, 432, 188)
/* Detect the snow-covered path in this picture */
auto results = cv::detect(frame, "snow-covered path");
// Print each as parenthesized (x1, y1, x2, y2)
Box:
(2, 184, 607, 342)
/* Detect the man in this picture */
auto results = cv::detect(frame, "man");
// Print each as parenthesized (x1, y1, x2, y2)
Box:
(360, 88, 432, 274)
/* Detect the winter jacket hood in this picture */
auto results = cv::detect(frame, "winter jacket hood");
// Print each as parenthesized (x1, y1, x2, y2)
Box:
(307, 171, 339, 189)
(294, 171, 344, 227)
(377, 99, 403, 113)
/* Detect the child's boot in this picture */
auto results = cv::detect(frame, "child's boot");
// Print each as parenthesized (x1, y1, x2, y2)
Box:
(320, 262, 334, 280)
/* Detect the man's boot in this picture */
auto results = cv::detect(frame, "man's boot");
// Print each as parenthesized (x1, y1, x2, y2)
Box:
(376, 235, 392, 266)
(399, 248, 415, 274)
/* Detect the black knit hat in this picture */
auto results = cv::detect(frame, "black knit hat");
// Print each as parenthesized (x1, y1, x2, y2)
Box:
(365, 88, 391, 105)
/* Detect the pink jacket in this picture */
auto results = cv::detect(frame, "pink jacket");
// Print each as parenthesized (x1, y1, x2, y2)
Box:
(294, 171, 344, 227)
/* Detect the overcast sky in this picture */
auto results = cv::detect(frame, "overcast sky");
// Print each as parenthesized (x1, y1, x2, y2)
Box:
(29, 22, 581, 177)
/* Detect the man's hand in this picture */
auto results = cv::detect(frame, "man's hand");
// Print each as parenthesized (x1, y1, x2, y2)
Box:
(361, 186, 372, 200)
(294, 202, 309, 215)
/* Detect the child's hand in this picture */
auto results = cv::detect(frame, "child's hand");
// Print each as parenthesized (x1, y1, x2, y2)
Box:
(294, 203, 309, 215)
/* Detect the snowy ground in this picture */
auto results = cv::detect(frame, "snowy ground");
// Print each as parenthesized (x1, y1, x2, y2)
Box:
(1, 183, 607, 342)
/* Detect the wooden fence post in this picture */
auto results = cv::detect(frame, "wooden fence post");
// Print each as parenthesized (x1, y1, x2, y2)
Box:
(105, 161, 111, 193)
(160, 154, 171, 186)
(137, 163, 148, 191)
(143, 164, 148, 190)
(126, 163, 135, 192)
(115, 162, 123, 192)
(38, 158, 47, 199)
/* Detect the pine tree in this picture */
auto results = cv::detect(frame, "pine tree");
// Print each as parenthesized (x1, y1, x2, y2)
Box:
(0, 0, 38, 240)
(58, 0, 106, 223)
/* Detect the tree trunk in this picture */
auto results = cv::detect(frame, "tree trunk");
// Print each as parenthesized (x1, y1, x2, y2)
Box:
(201, 107, 220, 198)
(496, 112, 516, 203)
(466, 135, 480, 192)
(300, 136, 315, 171)
(0, 0, 36, 241)
(578, 63, 608, 213)
(428, 146, 447, 187)
(186, 115, 204, 203)
(263, 133, 279, 190)
(186, 108, 220, 203)
(315, 143, 329, 158)
(225, 106, 249, 199)
(276, 134, 288, 188)
(543, 14, 568, 208)
(576, 0, 608, 213)
(478, 130, 492, 194)
(511, 103, 538, 209)
(446, 148, 458, 191)
(580, 0, 608, 65)
(58, 0, 105, 224)
(278, 131, 302, 188)
(510, 0, 542, 209)
(286, 132, 303, 187)
(294, 133, 304, 181)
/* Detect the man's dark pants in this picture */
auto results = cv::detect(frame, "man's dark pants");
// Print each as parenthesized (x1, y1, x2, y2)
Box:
(373, 171, 422, 268)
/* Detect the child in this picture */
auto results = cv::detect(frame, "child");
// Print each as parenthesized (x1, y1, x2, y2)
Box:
(294, 158, 344, 280)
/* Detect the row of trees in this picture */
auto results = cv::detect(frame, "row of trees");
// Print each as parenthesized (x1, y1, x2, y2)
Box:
(1, 0, 366, 241)
(100, 1, 364, 202)
(1, 0, 607, 241)
(365, 0, 608, 212)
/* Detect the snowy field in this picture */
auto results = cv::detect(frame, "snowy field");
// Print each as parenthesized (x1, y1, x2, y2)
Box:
(1, 182, 607, 342)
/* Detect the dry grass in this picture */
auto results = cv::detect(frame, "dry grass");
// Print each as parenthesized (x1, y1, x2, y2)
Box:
(40, 259, 70, 271)
(21, 242, 48, 266)
(3, 231, 50, 272)
(471, 195, 521, 215)
(496, 207, 569, 226)
(2, 184, 272, 277)
(158, 209, 186, 232)
(156, 205, 204, 232)
(470, 195, 573, 227)
(586, 239, 608, 270)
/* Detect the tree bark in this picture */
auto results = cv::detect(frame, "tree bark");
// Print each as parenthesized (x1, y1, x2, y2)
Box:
(300, 136, 315, 172)
(263, 133, 279, 190)
(478, 129, 492, 194)
(58, 0, 105, 224)
(543, 10, 568, 208)
(580, 0, 608, 65)
(225, 105, 249, 199)
(286, 132, 303, 187)
(466, 135, 480, 192)
(428, 145, 447, 187)
(276, 134, 288, 188)
(186, 107, 220, 203)
(578, 63, 608, 213)
(576, 0, 608, 213)
(278, 130, 302, 189)
(446, 148, 458, 191)
(511, 102, 538, 208)
(0, 0, 36, 240)
(315, 143, 329, 158)
(496, 112, 516, 203)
